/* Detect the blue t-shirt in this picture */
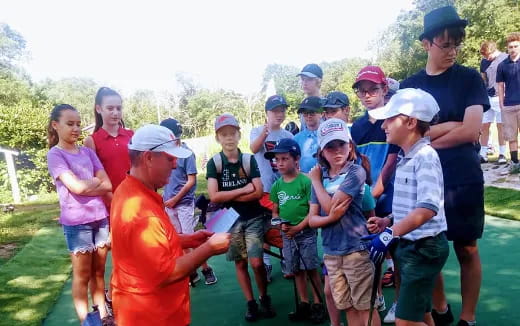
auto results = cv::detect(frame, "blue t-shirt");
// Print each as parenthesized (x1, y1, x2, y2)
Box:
(310, 162, 368, 256)
(250, 126, 294, 192)
(162, 143, 197, 206)
(401, 64, 490, 186)
(350, 112, 399, 215)
(293, 129, 319, 173)
(480, 58, 492, 74)
(496, 56, 520, 106)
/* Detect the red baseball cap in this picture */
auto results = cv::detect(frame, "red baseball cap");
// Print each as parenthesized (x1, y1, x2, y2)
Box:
(352, 66, 387, 88)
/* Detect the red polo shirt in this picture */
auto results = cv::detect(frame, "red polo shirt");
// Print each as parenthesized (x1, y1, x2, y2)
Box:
(111, 175, 189, 326)
(91, 127, 134, 191)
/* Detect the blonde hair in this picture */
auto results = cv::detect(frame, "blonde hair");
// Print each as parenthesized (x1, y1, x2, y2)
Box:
(480, 41, 497, 55)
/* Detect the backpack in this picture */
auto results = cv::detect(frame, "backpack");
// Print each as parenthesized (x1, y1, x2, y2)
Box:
(212, 152, 252, 178)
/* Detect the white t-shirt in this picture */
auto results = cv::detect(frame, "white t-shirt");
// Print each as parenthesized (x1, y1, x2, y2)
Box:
(250, 126, 293, 192)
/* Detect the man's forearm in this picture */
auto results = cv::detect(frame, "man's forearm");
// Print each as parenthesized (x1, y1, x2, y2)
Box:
(162, 243, 213, 285)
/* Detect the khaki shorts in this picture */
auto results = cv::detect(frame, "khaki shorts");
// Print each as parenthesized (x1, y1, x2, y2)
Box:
(323, 251, 374, 311)
(501, 105, 520, 141)
(165, 203, 196, 234)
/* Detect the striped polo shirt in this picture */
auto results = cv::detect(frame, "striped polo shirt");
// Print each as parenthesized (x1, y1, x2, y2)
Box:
(393, 137, 447, 241)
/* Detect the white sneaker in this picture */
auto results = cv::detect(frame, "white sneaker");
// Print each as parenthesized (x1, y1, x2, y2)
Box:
(376, 294, 386, 312)
(383, 302, 397, 323)
(498, 154, 507, 164)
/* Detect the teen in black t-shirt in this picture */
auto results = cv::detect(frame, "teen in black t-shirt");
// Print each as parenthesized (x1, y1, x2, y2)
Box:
(399, 6, 489, 326)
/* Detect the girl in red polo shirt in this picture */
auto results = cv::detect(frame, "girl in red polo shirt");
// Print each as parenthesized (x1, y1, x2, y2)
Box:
(84, 87, 133, 315)
(84, 87, 134, 207)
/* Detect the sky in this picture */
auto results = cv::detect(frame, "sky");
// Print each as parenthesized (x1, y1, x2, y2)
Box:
(1, 0, 414, 96)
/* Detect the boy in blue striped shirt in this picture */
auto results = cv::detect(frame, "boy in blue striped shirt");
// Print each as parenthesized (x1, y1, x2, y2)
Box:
(363, 88, 448, 326)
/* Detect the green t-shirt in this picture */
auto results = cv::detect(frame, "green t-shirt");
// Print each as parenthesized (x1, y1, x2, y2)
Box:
(206, 149, 264, 219)
(270, 173, 311, 225)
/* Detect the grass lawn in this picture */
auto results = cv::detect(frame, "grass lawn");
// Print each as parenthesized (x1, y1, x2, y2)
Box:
(484, 186, 520, 221)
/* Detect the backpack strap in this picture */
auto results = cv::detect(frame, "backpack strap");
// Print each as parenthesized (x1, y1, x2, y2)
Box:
(212, 153, 223, 174)
(241, 153, 252, 178)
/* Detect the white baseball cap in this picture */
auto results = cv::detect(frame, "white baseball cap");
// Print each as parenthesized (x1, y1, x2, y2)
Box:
(368, 88, 440, 122)
(317, 118, 351, 149)
(128, 124, 192, 158)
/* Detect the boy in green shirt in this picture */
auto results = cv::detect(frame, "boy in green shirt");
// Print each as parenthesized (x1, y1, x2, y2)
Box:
(265, 138, 325, 323)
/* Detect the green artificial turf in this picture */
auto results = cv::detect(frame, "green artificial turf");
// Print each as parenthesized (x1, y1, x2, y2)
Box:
(0, 226, 71, 326)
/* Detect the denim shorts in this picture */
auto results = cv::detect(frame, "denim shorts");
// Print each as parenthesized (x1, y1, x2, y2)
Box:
(62, 218, 110, 255)
(282, 227, 320, 273)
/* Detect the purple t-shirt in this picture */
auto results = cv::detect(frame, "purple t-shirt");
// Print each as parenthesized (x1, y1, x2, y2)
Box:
(47, 146, 107, 226)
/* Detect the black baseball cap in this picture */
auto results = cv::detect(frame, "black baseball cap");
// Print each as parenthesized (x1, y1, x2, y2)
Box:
(265, 95, 289, 111)
(298, 96, 324, 113)
(297, 63, 323, 79)
(264, 138, 301, 160)
(323, 92, 350, 109)
(160, 118, 183, 137)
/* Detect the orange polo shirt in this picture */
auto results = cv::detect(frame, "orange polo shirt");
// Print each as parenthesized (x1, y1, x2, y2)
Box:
(110, 175, 189, 326)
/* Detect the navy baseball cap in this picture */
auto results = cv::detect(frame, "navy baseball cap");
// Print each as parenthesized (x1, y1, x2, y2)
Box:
(298, 96, 324, 113)
(264, 138, 301, 160)
(265, 95, 289, 111)
(297, 64, 323, 79)
(323, 92, 350, 109)
(160, 118, 183, 137)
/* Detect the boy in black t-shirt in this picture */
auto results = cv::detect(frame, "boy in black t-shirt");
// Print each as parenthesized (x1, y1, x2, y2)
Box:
(400, 6, 489, 326)
(207, 113, 276, 322)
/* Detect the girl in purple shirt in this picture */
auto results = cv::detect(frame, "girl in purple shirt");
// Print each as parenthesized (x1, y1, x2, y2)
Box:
(46, 104, 113, 324)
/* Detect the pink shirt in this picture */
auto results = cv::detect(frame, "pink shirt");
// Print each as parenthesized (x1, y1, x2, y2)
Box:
(47, 146, 107, 226)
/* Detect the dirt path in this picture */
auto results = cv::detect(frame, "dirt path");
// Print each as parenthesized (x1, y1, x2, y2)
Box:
(482, 161, 519, 191)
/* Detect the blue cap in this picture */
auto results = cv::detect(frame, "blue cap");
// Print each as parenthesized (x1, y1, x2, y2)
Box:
(160, 118, 183, 137)
(265, 95, 289, 111)
(323, 92, 350, 108)
(264, 138, 301, 160)
(298, 96, 324, 113)
(297, 63, 323, 79)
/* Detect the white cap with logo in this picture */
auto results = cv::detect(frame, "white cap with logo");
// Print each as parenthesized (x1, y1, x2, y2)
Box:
(369, 88, 440, 122)
(128, 124, 192, 158)
(317, 118, 351, 149)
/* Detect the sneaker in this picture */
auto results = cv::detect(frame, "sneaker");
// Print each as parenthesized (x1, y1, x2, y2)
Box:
(101, 315, 115, 326)
(497, 154, 507, 164)
(104, 289, 113, 317)
(189, 271, 201, 287)
(432, 304, 454, 326)
(480, 155, 488, 163)
(382, 267, 394, 287)
(383, 302, 396, 323)
(245, 300, 260, 322)
(310, 303, 326, 324)
(288, 301, 310, 321)
(259, 295, 276, 318)
(283, 273, 295, 280)
(457, 320, 475, 326)
(376, 294, 386, 312)
(265, 264, 273, 283)
(510, 162, 520, 174)
(202, 267, 217, 285)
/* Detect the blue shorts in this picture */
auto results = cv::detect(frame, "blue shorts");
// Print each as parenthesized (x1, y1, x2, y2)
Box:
(62, 218, 110, 255)
(282, 227, 320, 273)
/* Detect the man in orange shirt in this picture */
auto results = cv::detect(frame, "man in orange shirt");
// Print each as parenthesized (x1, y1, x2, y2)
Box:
(110, 124, 230, 326)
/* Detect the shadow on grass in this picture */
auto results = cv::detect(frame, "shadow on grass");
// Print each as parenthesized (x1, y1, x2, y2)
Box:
(0, 226, 70, 326)
(0, 207, 60, 265)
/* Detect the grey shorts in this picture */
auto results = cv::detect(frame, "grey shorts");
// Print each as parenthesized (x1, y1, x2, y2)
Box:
(282, 227, 320, 273)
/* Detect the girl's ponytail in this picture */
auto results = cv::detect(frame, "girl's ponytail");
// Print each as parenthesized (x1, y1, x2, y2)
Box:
(47, 104, 77, 148)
